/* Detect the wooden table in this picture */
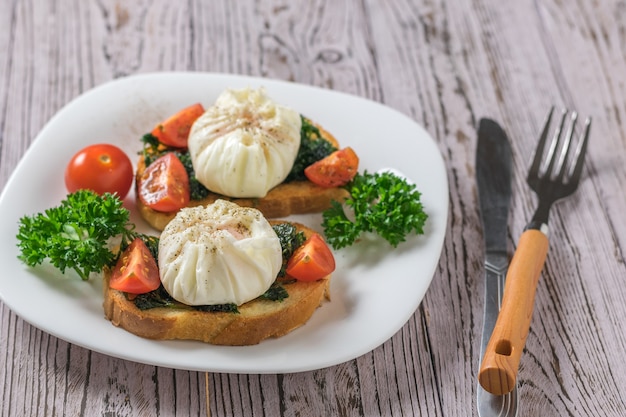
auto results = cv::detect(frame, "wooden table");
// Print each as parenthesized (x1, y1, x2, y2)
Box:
(1, 1, 625, 415)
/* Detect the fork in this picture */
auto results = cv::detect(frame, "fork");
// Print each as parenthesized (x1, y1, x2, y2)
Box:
(478, 107, 591, 395)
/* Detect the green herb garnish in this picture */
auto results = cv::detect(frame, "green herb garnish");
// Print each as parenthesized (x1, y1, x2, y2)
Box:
(16, 190, 139, 280)
(322, 171, 428, 249)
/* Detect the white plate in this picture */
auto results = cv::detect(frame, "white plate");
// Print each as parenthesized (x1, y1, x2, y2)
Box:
(0, 72, 448, 373)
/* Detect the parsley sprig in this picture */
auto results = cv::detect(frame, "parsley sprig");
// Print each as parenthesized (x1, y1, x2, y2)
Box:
(322, 171, 428, 249)
(17, 190, 138, 280)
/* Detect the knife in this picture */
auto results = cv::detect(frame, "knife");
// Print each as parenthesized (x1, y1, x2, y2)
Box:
(475, 119, 518, 416)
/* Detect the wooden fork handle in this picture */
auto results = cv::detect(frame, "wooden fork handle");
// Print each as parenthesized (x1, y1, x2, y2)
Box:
(478, 228, 549, 395)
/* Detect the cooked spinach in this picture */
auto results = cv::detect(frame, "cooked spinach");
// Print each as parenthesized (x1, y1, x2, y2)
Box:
(260, 282, 289, 302)
(132, 285, 178, 310)
(194, 303, 239, 314)
(175, 151, 211, 200)
(140, 133, 210, 201)
(286, 116, 337, 181)
(272, 223, 305, 277)
(133, 285, 240, 313)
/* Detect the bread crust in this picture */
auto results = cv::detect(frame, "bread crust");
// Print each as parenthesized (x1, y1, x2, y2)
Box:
(103, 222, 331, 346)
(136, 120, 348, 231)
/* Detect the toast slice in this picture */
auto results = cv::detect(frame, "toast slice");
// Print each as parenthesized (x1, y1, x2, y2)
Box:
(136, 121, 349, 231)
(103, 222, 331, 346)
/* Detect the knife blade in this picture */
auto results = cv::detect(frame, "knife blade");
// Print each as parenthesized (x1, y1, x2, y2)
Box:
(475, 118, 518, 416)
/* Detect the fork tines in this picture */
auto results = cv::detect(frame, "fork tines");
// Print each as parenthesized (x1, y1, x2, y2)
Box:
(528, 107, 591, 186)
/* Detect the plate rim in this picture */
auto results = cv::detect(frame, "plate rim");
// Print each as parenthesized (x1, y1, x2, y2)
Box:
(0, 71, 449, 373)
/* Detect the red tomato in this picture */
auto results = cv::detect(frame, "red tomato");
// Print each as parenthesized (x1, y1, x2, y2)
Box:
(138, 153, 190, 212)
(304, 147, 359, 187)
(285, 233, 336, 282)
(151, 103, 205, 148)
(109, 238, 160, 294)
(64, 144, 134, 198)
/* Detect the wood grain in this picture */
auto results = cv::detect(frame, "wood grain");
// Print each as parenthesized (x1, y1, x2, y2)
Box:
(1, 0, 626, 416)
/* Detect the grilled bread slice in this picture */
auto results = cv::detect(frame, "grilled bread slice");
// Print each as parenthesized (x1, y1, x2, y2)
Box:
(136, 121, 348, 231)
(103, 222, 331, 346)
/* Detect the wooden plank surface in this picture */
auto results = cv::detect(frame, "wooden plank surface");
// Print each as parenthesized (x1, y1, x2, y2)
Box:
(1, 0, 625, 415)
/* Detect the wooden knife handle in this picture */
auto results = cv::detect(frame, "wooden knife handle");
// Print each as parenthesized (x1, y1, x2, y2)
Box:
(478, 228, 549, 395)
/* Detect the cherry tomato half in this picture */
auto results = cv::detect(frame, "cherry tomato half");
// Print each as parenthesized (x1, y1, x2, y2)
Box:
(109, 238, 160, 294)
(285, 233, 336, 282)
(138, 152, 190, 212)
(304, 147, 359, 188)
(151, 103, 205, 148)
(64, 144, 134, 199)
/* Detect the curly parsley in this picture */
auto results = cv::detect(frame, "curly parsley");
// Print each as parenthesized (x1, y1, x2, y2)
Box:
(16, 190, 142, 280)
(322, 171, 428, 249)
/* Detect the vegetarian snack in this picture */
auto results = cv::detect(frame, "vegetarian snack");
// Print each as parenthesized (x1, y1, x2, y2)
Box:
(103, 200, 334, 345)
(136, 87, 356, 231)
(17, 192, 336, 345)
(16, 87, 430, 348)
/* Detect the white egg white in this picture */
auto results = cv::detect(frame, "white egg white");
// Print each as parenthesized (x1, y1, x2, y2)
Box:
(188, 87, 301, 198)
(158, 199, 282, 306)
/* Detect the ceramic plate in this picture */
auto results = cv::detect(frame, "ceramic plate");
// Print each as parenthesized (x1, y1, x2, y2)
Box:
(0, 72, 448, 373)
